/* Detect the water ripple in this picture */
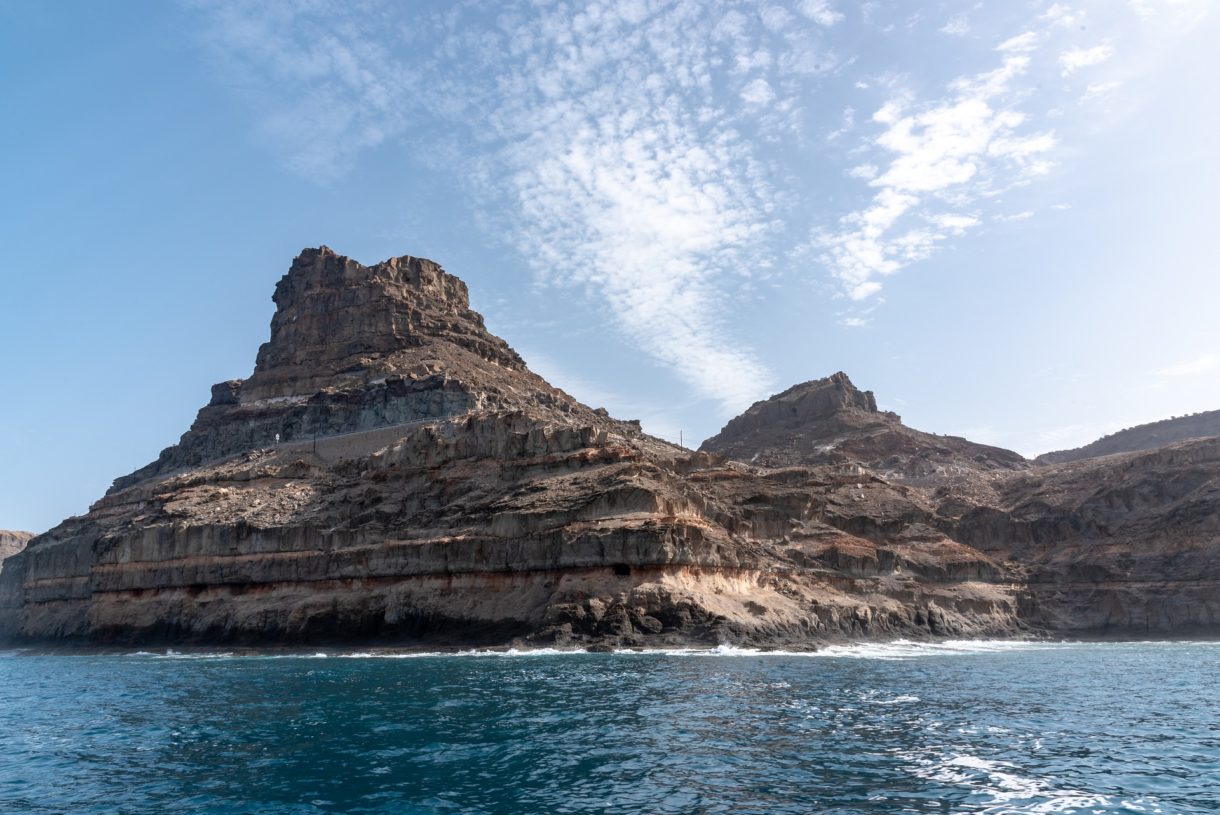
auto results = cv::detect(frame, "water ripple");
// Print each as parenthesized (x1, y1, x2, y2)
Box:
(1, 641, 1218, 813)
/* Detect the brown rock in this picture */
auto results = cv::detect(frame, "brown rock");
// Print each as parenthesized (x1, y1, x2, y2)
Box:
(25, 248, 1219, 645)
(0, 531, 32, 563)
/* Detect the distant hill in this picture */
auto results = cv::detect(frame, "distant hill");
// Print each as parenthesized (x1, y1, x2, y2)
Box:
(1036, 409, 1220, 465)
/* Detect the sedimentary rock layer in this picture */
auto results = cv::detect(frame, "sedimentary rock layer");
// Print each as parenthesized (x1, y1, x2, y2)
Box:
(2, 248, 1215, 647)
(0, 249, 1025, 647)
(703, 374, 1220, 636)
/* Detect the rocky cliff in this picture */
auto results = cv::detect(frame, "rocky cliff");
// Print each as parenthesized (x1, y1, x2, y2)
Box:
(0, 532, 32, 563)
(1035, 409, 1220, 465)
(0, 249, 1024, 648)
(703, 377, 1220, 636)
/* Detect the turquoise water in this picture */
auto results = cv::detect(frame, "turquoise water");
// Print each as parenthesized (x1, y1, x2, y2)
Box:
(1, 641, 1218, 814)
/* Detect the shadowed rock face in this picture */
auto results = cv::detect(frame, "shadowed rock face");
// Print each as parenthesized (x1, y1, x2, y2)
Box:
(0, 249, 1026, 648)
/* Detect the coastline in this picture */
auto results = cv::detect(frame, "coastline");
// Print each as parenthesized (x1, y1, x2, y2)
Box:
(6, 631, 1220, 659)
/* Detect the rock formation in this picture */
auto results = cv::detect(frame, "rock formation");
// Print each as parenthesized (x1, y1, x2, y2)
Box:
(1034, 409, 1220, 465)
(1, 247, 1215, 647)
(0, 532, 32, 563)
(704, 377, 1220, 636)
(0, 248, 1025, 648)
(701, 373, 1027, 479)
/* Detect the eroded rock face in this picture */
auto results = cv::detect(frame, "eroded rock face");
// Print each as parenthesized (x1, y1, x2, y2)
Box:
(0, 249, 1025, 648)
(702, 375, 1220, 637)
(0, 532, 32, 563)
(953, 438, 1220, 634)
(700, 373, 1028, 487)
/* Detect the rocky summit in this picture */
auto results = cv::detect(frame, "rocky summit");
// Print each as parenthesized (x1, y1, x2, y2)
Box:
(1, 248, 1217, 648)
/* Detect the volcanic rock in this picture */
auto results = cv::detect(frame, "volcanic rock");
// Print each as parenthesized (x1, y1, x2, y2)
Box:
(0, 532, 32, 563)
(953, 437, 1220, 634)
(699, 373, 1028, 488)
(0, 249, 1023, 647)
(702, 375, 1220, 637)
(4, 247, 1215, 647)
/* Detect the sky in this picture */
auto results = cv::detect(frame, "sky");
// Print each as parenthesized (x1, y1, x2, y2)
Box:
(1, 0, 1218, 533)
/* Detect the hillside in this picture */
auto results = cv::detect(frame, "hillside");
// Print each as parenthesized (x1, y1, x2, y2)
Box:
(1035, 410, 1220, 464)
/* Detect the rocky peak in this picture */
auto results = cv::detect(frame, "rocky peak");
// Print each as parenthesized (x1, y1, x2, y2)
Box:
(702, 373, 887, 455)
(109, 248, 583, 493)
(243, 247, 525, 401)
(701, 372, 1025, 480)
(771, 372, 881, 419)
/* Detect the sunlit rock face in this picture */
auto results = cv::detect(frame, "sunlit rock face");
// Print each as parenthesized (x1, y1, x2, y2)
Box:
(704, 375, 1220, 637)
(1, 247, 1215, 647)
(0, 532, 31, 564)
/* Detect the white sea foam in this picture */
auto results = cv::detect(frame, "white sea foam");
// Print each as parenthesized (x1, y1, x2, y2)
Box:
(903, 750, 1156, 814)
(813, 639, 1062, 660)
(103, 638, 1132, 661)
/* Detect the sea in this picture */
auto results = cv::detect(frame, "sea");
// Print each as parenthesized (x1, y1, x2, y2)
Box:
(0, 640, 1217, 814)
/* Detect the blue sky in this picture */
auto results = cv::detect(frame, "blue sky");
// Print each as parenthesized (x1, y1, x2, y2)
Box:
(2, 0, 1217, 533)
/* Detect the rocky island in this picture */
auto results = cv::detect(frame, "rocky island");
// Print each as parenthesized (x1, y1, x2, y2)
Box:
(2, 248, 1216, 648)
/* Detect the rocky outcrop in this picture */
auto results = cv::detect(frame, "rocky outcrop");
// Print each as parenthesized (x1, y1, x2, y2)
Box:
(1035, 409, 1220, 465)
(0, 531, 32, 563)
(700, 373, 1028, 490)
(0, 249, 1025, 648)
(702, 376, 1220, 638)
(4, 247, 1212, 646)
(952, 438, 1220, 634)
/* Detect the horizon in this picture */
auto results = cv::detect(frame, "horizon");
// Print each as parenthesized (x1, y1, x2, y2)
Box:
(3, 0, 1219, 533)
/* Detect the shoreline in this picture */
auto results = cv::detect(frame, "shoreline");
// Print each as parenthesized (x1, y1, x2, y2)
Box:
(5, 632, 1220, 658)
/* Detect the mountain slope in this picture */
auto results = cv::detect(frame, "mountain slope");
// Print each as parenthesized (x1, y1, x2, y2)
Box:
(699, 372, 1027, 486)
(700, 374, 1220, 636)
(1035, 410, 1220, 465)
(0, 249, 1023, 647)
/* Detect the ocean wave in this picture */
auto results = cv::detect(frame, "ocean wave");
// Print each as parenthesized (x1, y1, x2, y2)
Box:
(95, 638, 1192, 661)
(903, 750, 1157, 814)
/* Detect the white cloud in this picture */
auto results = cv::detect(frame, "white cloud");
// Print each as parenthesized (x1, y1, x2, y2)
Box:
(1042, 4, 1085, 28)
(818, 52, 1055, 299)
(932, 213, 980, 233)
(798, 1, 844, 26)
(827, 106, 855, 139)
(941, 14, 971, 36)
(1156, 353, 1218, 377)
(997, 31, 1041, 53)
(1060, 42, 1115, 76)
(741, 77, 776, 106)
(1083, 80, 1124, 100)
